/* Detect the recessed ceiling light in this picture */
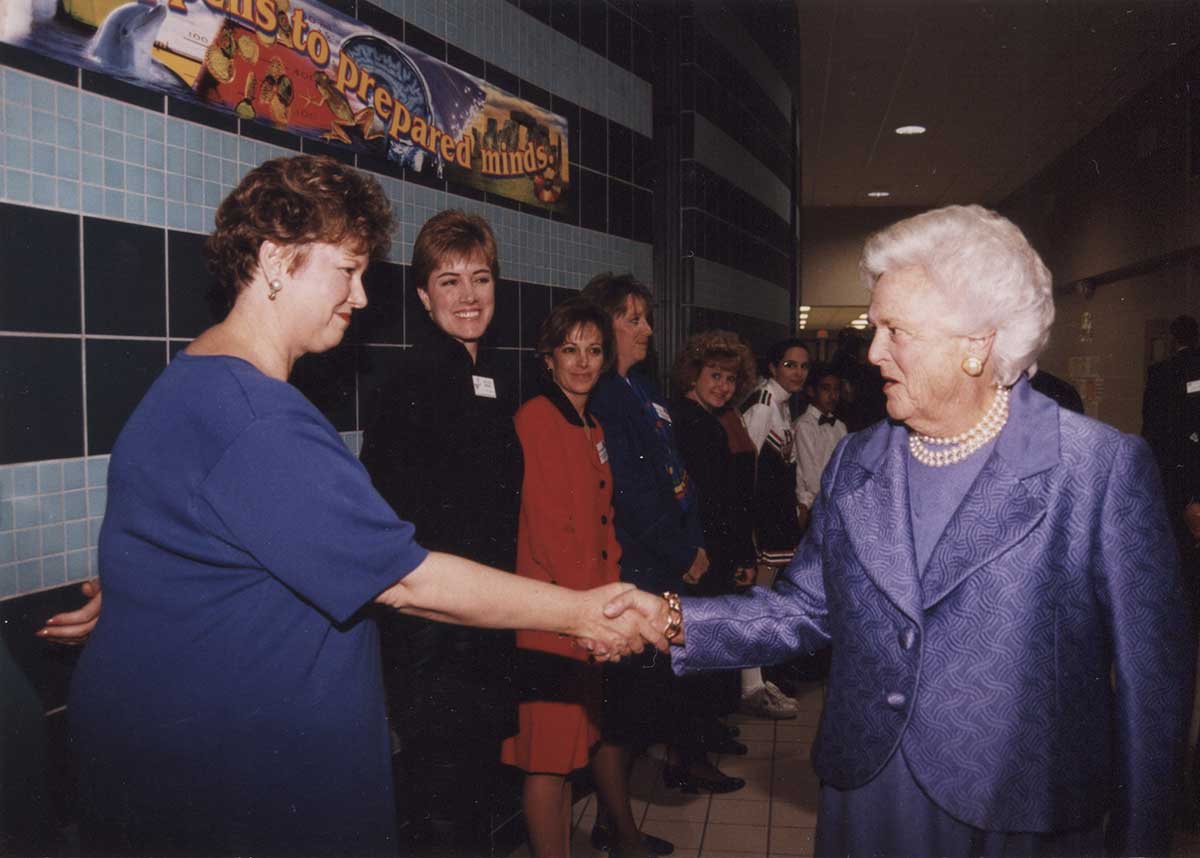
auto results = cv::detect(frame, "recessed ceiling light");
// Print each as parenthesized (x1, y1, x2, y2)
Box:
(858, 313, 868, 319)
(798, 305, 811, 312)
(867, 191, 890, 198)
(895, 125, 926, 136)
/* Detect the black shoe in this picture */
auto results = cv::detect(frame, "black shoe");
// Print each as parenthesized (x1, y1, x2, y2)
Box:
(662, 763, 746, 794)
(590, 823, 675, 855)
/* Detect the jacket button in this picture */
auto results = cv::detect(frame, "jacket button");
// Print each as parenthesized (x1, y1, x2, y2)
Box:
(898, 628, 916, 650)
(601, 550, 608, 560)
(886, 692, 906, 710)
(601, 515, 608, 524)
(599, 480, 606, 488)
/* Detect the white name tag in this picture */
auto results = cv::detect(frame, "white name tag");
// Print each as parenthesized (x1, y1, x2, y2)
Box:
(472, 375, 497, 398)
(1187, 378, 1200, 395)
(596, 441, 608, 464)
(652, 402, 672, 422)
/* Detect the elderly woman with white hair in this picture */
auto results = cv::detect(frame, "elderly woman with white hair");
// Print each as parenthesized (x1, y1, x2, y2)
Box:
(604, 205, 1194, 856)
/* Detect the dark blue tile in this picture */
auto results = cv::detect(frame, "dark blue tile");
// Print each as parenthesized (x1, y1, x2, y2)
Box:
(0, 202, 80, 334)
(85, 339, 166, 455)
(0, 338, 83, 464)
(291, 345, 358, 431)
(167, 230, 223, 337)
(353, 260, 405, 345)
(85, 218, 165, 336)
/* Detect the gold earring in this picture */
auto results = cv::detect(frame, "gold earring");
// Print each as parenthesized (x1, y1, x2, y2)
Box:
(268, 280, 282, 301)
(961, 356, 983, 377)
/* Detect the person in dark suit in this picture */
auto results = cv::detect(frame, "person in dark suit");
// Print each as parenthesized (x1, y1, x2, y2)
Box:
(1029, 367, 1084, 413)
(607, 205, 1193, 856)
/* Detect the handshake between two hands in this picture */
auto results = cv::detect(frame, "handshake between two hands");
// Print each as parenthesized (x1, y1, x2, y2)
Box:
(572, 583, 679, 662)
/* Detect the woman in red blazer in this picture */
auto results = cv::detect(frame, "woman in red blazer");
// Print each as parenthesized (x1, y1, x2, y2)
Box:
(501, 298, 653, 858)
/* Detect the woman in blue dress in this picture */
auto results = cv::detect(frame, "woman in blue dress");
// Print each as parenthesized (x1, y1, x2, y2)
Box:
(68, 155, 661, 857)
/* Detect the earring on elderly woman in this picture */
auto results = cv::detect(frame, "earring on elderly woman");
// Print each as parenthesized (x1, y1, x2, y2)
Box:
(268, 280, 282, 301)
(961, 355, 983, 377)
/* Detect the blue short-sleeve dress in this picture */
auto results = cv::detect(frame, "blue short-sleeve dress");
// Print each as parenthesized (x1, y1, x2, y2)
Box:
(69, 353, 429, 856)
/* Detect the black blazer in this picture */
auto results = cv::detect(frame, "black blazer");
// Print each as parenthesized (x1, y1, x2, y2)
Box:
(1142, 345, 1200, 516)
(360, 321, 523, 742)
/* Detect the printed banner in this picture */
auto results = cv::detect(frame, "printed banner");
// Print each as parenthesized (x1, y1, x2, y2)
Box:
(0, 0, 571, 209)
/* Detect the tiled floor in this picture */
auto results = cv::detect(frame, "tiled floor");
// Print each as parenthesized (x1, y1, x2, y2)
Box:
(509, 681, 825, 858)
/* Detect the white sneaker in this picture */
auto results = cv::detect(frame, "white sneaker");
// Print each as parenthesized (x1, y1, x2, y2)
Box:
(739, 683, 798, 719)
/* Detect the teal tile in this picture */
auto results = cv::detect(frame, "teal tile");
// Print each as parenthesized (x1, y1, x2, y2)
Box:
(104, 129, 123, 159)
(42, 523, 64, 554)
(43, 553, 66, 586)
(57, 88, 78, 119)
(104, 158, 124, 188)
(127, 137, 145, 165)
(146, 142, 164, 169)
(0, 565, 16, 597)
(6, 72, 31, 105)
(81, 94, 103, 125)
(83, 156, 102, 184)
(67, 549, 89, 581)
(146, 197, 165, 225)
(103, 99, 123, 131)
(32, 110, 55, 143)
(13, 497, 39, 529)
(86, 456, 108, 488)
(33, 173, 54, 206)
(127, 194, 144, 222)
(87, 517, 102, 547)
(38, 462, 62, 493)
(6, 136, 31, 169)
(56, 117, 77, 148)
(0, 501, 11, 531)
(126, 108, 145, 138)
(64, 490, 86, 521)
(82, 129, 103, 156)
(66, 520, 87, 550)
(41, 494, 63, 524)
(57, 179, 79, 210)
(145, 168, 163, 197)
(0, 533, 12, 563)
(13, 465, 37, 497)
(16, 528, 39, 560)
(17, 560, 42, 594)
(0, 469, 12, 501)
(64, 459, 85, 490)
(82, 183, 103, 214)
(58, 149, 79, 180)
(103, 188, 123, 217)
(86, 487, 106, 517)
(145, 113, 164, 141)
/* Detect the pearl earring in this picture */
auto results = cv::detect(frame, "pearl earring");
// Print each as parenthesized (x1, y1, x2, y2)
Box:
(268, 280, 282, 301)
(961, 356, 983, 377)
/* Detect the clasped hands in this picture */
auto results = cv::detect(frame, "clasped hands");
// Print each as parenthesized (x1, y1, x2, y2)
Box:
(570, 583, 679, 661)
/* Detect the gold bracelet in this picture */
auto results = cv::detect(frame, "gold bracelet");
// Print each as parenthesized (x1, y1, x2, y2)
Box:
(661, 591, 682, 642)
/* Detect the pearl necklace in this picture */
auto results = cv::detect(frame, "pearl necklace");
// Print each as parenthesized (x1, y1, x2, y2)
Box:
(908, 385, 1010, 467)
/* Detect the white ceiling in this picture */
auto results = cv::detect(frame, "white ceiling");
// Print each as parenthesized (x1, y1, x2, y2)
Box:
(798, 0, 1200, 209)
(792, 0, 1200, 331)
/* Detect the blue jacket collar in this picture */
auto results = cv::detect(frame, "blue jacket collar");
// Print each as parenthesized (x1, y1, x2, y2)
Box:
(858, 375, 1060, 479)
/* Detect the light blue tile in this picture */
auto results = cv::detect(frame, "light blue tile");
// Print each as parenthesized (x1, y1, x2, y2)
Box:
(168, 203, 186, 228)
(87, 517, 102, 547)
(31, 76, 56, 107)
(55, 116, 78, 147)
(186, 205, 204, 232)
(103, 99, 124, 131)
(220, 158, 236, 185)
(202, 127, 220, 154)
(126, 107, 145, 138)
(0, 565, 16, 597)
(82, 128, 103, 156)
(0, 501, 11, 531)
(167, 118, 185, 147)
(127, 194, 144, 222)
(146, 113, 164, 142)
(81, 93, 103, 126)
(185, 150, 202, 179)
(6, 136, 31, 169)
(87, 487, 106, 517)
(204, 180, 220, 207)
(41, 494, 63, 524)
(145, 169, 163, 197)
(58, 87, 78, 119)
(185, 176, 203, 203)
(166, 144, 184, 174)
(67, 549, 90, 581)
(17, 560, 42, 594)
(185, 122, 203, 151)
(43, 553, 66, 587)
(13, 465, 37, 497)
(104, 129, 123, 159)
(104, 188, 124, 217)
(63, 459, 85, 490)
(66, 520, 87, 550)
(82, 155, 102, 185)
(58, 149, 79, 180)
(38, 462, 62, 493)
(104, 158, 123, 188)
(6, 72, 31, 105)
(0, 469, 11, 501)
(32, 173, 54, 205)
(32, 110, 55, 143)
(42, 523, 64, 554)
(220, 134, 235, 160)
(147, 197, 165, 225)
(146, 142, 164, 170)
(16, 528, 40, 561)
(32, 145, 54, 176)
(64, 490, 87, 521)
(127, 137, 145, 165)
(86, 456, 108, 487)
(202, 155, 217, 180)
(56, 174, 79, 210)
(82, 183, 104, 215)
(13, 497, 39, 529)
(0, 533, 11, 563)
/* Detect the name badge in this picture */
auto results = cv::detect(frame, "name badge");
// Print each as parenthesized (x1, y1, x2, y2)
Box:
(472, 375, 497, 398)
(596, 441, 608, 464)
(1187, 378, 1200, 395)
(652, 402, 672, 422)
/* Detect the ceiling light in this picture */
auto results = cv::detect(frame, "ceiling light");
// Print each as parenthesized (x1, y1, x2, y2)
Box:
(798, 305, 811, 312)
(895, 125, 926, 136)
(858, 313, 868, 319)
(867, 191, 890, 198)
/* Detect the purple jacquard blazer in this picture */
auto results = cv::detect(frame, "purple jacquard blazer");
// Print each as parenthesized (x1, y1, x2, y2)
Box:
(674, 378, 1194, 856)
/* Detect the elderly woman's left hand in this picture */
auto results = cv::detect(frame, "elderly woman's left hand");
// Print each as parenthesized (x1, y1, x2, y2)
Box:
(38, 578, 102, 645)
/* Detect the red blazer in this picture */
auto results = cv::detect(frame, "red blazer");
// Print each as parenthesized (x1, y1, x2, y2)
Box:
(514, 387, 622, 661)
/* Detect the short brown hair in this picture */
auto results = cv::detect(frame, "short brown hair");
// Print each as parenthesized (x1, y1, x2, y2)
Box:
(205, 155, 393, 310)
(411, 210, 500, 293)
(580, 272, 654, 325)
(536, 297, 615, 374)
(671, 330, 756, 397)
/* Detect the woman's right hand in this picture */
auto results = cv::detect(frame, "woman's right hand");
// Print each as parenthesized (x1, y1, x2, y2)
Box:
(572, 582, 668, 659)
(601, 588, 681, 647)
